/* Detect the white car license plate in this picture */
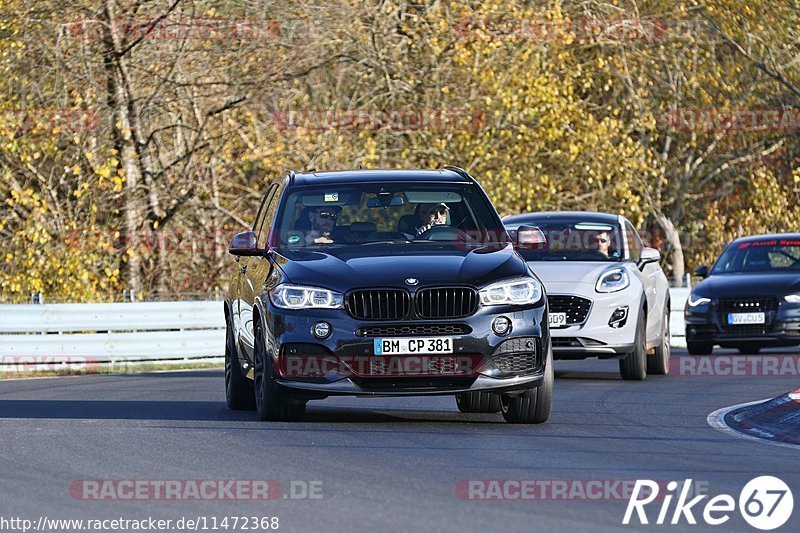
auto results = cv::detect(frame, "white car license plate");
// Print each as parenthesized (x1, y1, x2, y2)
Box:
(727, 312, 765, 325)
(374, 337, 453, 355)
(549, 312, 567, 327)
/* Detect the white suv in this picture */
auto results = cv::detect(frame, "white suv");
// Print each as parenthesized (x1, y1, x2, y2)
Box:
(504, 212, 671, 380)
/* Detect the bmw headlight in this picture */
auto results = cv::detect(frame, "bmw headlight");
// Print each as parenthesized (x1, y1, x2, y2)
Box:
(479, 277, 543, 306)
(688, 294, 712, 307)
(269, 284, 343, 309)
(785, 294, 800, 303)
(595, 268, 630, 293)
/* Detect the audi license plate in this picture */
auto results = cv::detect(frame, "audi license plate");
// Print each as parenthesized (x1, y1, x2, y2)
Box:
(549, 312, 567, 327)
(374, 337, 453, 355)
(727, 312, 765, 325)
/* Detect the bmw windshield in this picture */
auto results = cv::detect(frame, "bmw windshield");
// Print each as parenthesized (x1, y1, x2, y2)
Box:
(272, 183, 509, 250)
(505, 218, 624, 262)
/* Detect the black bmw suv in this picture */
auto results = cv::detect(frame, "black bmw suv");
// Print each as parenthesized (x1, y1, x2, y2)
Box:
(685, 233, 800, 354)
(224, 167, 552, 423)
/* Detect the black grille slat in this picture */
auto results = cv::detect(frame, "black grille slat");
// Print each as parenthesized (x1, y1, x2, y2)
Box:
(356, 323, 471, 337)
(347, 289, 411, 320)
(717, 297, 778, 334)
(415, 287, 478, 319)
(547, 295, 592, 325)
(717, 297, 778, 313)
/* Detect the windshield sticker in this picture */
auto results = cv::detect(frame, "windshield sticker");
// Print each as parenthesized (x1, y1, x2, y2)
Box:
(740, 240, 778, 248)
(324, 193, 339, 202)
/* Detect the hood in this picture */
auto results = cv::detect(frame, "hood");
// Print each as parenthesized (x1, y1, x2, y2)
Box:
(694, 272, 800, 298)
(273, 244, 529, 292)
(525, 261, 621, 285)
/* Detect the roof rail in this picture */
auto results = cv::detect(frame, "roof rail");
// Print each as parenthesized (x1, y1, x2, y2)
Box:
(440, 165, 474, 182)
(288, 170, 296, 185)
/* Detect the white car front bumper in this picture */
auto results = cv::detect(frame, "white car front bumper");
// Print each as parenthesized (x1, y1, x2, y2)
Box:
(546, 281, 641, 359)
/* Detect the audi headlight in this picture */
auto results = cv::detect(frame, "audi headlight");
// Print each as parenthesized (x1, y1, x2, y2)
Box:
(479, 277, 543, 306)
(269, 284, 343, 309)
(785, 294, 800, 303)
(688, 294, 712, 307)
(595, 268, 630, 293)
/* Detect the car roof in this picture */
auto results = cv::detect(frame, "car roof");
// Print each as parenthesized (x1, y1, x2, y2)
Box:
(729, 233, 800, 244)
(503, 211, 622, 225)
(290, 169, 471, 187)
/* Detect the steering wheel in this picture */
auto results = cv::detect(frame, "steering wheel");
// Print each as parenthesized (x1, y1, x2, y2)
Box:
(417, 225, 469, 242)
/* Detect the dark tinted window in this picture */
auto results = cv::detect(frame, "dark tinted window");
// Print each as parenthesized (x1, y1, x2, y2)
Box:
(712, 238, 800, 273)
(272, 182, 507, 249)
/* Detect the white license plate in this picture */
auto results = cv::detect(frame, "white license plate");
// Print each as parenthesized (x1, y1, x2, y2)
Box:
(549, 312, 567, 327)
(374, 337, 453, 355)
(727, 312, 765, 325)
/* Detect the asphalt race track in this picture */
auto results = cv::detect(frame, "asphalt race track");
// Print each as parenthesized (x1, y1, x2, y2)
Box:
(1, 348, 798, 532)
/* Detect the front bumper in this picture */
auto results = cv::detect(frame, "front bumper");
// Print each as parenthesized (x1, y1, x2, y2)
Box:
(262, 301, 548, 397)
(685, 299, 800, 347)
(546, 283, 640, 360)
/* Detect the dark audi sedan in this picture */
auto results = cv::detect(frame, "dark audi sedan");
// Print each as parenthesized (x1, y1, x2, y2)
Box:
(225, 167, 552, 423)
(685, 234, 800, 354)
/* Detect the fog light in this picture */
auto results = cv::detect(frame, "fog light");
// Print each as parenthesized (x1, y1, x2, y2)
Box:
(608, 306, 628, 328)
(312, 321, 331, 339)
(492, 316, 511, 336)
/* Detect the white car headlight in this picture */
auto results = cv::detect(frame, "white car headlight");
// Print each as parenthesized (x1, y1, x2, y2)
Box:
(479, 277, 543, 306)
(270, 284, 343, 309)
(595, 268, 630, 293)
(688, 294, 712, 307)
(785, 294, 800, 303)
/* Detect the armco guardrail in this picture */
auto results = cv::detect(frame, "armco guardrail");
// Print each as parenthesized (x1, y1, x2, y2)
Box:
(0, 289, 689, 364)
(0, 301, 224, 362)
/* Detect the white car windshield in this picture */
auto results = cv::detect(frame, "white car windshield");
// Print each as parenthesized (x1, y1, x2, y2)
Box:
(506, 219, 624, 262)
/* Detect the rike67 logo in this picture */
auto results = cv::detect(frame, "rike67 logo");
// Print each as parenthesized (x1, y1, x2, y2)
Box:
(624, 477, 793, 530)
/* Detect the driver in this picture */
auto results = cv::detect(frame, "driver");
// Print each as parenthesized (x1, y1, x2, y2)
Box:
(592, 230, 611, 257)
(305, 206, 341, 244)
(415, 202, 449, 237)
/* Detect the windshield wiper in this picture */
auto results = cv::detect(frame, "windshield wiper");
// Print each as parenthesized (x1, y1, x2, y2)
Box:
(357, 240, 412, 246)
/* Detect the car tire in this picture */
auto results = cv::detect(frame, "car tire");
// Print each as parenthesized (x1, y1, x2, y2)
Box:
(225, 318, 255, 410)
(647, 307, 671, 375)
(253, 319, 305, 422)
(687, 341, 713, 355)
(619, 310, 647, 380)
(456, 392, 501, 413)
(500, 344, 553, 424)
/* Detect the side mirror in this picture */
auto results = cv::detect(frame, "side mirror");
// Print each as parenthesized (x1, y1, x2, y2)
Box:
(694, 265, 709, 278)
(515, 225, 547, 249)
(228, 231, 263, 256)
(638, 247, 660, 268)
